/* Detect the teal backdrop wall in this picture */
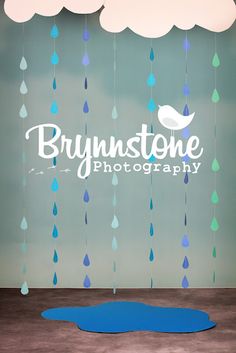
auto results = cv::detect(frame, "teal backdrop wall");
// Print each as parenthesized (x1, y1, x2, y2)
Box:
(0, 7, 235, 288)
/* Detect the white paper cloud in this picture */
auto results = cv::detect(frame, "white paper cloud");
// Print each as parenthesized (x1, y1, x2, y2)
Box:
(4, 0, 236, 38)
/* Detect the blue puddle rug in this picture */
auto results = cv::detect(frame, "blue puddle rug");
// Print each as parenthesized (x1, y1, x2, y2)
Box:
(41, 301, 216, 333)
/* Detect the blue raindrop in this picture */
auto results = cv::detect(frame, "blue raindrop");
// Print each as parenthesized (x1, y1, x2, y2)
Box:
(150, 198, 153, 210)
(183, 84, 190, 96)
(184, 213, 187, 226)
(147, 73, 156, 87)
(51, 51, 59, 65)
(150, 48, 154, 61)
(50, 24, 59, 39)
(182, 127, 190, 139)
(52, 157, 57, 166)
(182, 154, 190, 163)
(82, 53, 90, 66)
(83, 190, 89, 203)
(53, 272, 58, 285)
(83, 274, 91, 288)
(83, 101, 89, 113)
(83, 254, 90, 267)
(150, 223, 154, 237)
(84, 77, 88, 90)
(182, 275, 189, 288)
(149, 249, 154, 262)
(51, 101, 58, 115)
(183, 37, 190, 52)
(83, 28, 90, 41)
(51, 178, 59, 192)
(53, 250, 58, 263)
(183, 104, 189, 116)
(182, 256, 189, 269)
(148, 154, 156, 163)
(85, 211, 88, 225)
(52, 224, 58, 238)
(184, 171, 189, 184)
(53, 202, 58, 216)
(182, 234, 189, 247)
(53, 78, 57, 90)
(148, 98, 156, 112)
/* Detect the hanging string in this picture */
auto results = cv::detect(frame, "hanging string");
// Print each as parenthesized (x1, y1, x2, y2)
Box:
(111, 34, 119, 294)
(50, 18, 59, 287)
(19, 23, 29, 295)
(147, 40, 157, 288)
(82, 15, 91, 289)
(181, 31, 191, 289)
(211, 34, 220, 284)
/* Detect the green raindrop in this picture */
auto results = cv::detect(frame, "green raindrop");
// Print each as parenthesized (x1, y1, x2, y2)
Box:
(211, 190, 219, 204)
(213, 271, 216, 283)
(212, 246, 216, 258)
(212, 53, 220, 68)
(211, 89, 220, 103)
(212, 158, 220, 172)
(211, 217, 219, 231)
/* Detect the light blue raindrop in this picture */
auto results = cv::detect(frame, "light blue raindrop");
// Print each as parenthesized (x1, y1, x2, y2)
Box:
(182, 234, 189, 247)
(112, 236, 118, 251)
(112, 172, 118, 186)
(20, 80, 28, 95)
(20, 56, 27, 71)
(20, 216, 28, 230)
(147, 73, 156, 87)
(83, 274, 91, 288)
(20, 281, 29, 295)
(182, 154, 190, 163)
(183, 83, 190, 96)
(82, 53, 90, 66)
(111, 215, 119, 229)
(19, 104, 27, 118)
(112, 192, 117, 207)
(50, 24, 59, 39)
(148, 154, 156, 163)
(52, 224, 58, 238)
(53, 250, 58, 263)
(83, 101, 89, 113)
(182, 127, 190, 139)
(51, 178, 59, 192)
(51, 51, 59, 65)
(51, 101, 58, 115)
(83, 28, 90, 41)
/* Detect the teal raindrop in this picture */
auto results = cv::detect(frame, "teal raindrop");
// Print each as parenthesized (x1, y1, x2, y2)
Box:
(148, 154, 156, 163)
(20, 242, 27, 253)
(182, 256, 189, 269)
(53, 250, 58, 263)
(50, 24, 59, 39)
(20, 56, 27, 70)
(51, 51, 59, 65)
(150, 198, 153, 210)
(150, 223, 154, 237)
(52, 224, 58, 238)
(111, 215, 119, 229)
(51, 178, 59, 192)
(52, 157, 57, 166)
(20, 281, 29, 295)
(19, 104, 28, 118)
(112, 236, 118, 251)
(112, 192, 117, 207)
(149, 248, 154, 262)
(53, 272, 58, 285)
(83, 254, 90, 267)
(20, 216, 28, 231)
(83, 275, 91, 288)
(53, 78, 57, 90)
(150, 48, 154, 61)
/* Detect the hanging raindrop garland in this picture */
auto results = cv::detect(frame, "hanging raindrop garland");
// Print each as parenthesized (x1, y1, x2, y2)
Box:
(211, 35, 220, 284)
(82, 15, 91, 289)
(181, 32, 190, 289)
(50, 19, 59, 287)
(147, 42, 156, 288)
(111, 34, 119, 294)
(19, 24, 29, 296)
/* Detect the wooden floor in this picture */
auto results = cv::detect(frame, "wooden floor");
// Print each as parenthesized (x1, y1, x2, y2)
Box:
(0, 288, 236, 353)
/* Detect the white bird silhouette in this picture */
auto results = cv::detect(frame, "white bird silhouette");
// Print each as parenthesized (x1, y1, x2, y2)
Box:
(158, 105, 195, 130)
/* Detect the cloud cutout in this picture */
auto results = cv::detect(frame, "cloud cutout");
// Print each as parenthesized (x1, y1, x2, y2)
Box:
(4, 0, 236, 38)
